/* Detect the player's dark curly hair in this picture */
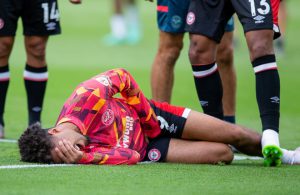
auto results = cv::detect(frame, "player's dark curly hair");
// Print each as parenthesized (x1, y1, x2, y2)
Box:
(18, 123, 54, 163)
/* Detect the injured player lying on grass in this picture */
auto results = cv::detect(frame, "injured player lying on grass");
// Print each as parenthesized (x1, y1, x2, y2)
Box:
(18, 68, 300, 166)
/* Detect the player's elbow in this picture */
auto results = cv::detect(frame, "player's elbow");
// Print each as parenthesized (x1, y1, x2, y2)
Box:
(127, 151, 141, 165)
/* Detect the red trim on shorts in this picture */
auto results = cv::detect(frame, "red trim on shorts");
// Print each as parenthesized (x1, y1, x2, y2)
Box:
(150, 100, 185, 117)
(271, 0, 280, 25)
(157, 5, 168, 13)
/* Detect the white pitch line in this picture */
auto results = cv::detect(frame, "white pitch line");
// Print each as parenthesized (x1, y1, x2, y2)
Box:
(0, 164, 77, 169)
(0, 139, 17, 143)
(234, 155, 262, 161)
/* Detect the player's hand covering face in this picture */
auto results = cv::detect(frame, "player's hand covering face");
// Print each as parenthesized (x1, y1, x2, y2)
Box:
(51, 139, 84, 163)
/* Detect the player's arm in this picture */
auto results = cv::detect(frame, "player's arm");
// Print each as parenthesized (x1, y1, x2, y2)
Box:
(55, 140, 140, 165)
(95, 68, 160, 138)
(78, 146, 140, 165)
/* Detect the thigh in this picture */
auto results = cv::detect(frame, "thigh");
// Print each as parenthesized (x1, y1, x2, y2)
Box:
(157, 0, 190, 33)
(233, 0, 280, 39)
(166, 138, 233, 164)
(185, 0, 235, 43)
(182, 110, 244, 144)
(22, 0, 61, 36)
(0, 0, 21, 36)
(158, 31, 184, 49)
(218, 31, 234, 53)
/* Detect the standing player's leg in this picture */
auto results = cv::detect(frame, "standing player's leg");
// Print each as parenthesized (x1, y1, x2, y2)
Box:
(217, 19, 236, 124)
(0, 37, 14, 138)
(103, 0, 126, 45)
(275, 0, 287, 54)
(232, 0, 282, 166)
(23, 0, 61, 126)
(24, 36, 49, 125)
(151, 31, 184, 102)
(188, 33, 222, 119)
(0, 0, 20, 138)
(125, 0, 141, 44)
(151, 0, 189, 102)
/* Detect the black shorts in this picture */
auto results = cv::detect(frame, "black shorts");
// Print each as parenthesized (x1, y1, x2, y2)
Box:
(142, 100, 191, 162)
(0, 0, 61, 36)
(185, 0, 280, 43)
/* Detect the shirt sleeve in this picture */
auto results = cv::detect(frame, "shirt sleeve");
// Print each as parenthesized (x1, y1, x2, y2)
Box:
(94, 68, 161, 138)
(78, 146, 140, 165)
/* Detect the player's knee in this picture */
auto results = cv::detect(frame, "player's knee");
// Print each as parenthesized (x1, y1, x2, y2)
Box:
(248, 40, 273, 60)
(0, 38, 14, 58)
(159, 42, 183, 64)
(217, 144, 234, 164)
(217, 45, 233, 66)
(188, 40, 213, 63)
(26, 40, 47, 60)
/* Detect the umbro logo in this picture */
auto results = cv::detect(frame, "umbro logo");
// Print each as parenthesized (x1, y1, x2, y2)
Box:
(32, 106, 41, 112)
(253, 15, 265, 24)
(200, 101, 208, 107)
(270, 96, 280, 104)
(46, 22, 56, 30)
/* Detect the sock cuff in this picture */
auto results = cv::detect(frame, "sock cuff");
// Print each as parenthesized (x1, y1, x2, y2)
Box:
(252, 55, 276, 66)
(192, 62, 217, 78)
(0, 65, 9, 72)
(252, 55, 277, 73)
(0, 65, 10, 81)
(25, 64, 48, 73)
(24, 65, 48, 81)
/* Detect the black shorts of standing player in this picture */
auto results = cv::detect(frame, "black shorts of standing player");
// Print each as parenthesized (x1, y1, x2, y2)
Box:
(0, 0, 61, 36)
(143, 100, 191, 162)
(185, 0, 280, 43)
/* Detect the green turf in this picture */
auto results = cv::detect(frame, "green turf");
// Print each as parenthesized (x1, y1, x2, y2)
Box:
(1, 0, 300, 194)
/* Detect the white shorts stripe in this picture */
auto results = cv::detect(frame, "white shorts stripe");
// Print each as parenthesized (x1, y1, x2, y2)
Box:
(193, 64, 218, 78)
(0, 72, 10, 80)
(182, 108, 191, 119)
(23, 70, 48, 80)
(254, 62, 277, 73)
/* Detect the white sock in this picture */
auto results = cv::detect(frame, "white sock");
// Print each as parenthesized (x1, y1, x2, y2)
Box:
(110, 15, 127, 39)
(125, 5, 141, 36)
(261, 129, 280, 148)
(281, 149, 295, 165)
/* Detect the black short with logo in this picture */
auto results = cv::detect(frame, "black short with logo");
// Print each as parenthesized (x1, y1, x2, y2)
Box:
(142, 100, 191, 162)
(0, 0, 61, 36)
(185, 0, 280, 43)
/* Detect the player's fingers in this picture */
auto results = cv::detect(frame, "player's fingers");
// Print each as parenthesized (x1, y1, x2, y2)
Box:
(58, 140, 72, 158)
(55, 147, 69, 163)
(62, 140, 75, 156)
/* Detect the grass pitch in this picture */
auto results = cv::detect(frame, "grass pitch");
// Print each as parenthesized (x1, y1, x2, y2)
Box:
(1, 1, 300, 194)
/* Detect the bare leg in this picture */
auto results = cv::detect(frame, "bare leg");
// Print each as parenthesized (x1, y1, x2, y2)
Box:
(151, 31, 184, 102)
(24, 36, 49, 125)
(182, 110, 262, 156)
(0, 36, 15, 138)
(166, 139, 233, 164)
(25, 36, 48, 67)
(217, 31, 236, 118)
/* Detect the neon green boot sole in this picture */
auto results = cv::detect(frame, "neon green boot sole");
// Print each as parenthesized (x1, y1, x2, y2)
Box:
(262, 145, 283, 167)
